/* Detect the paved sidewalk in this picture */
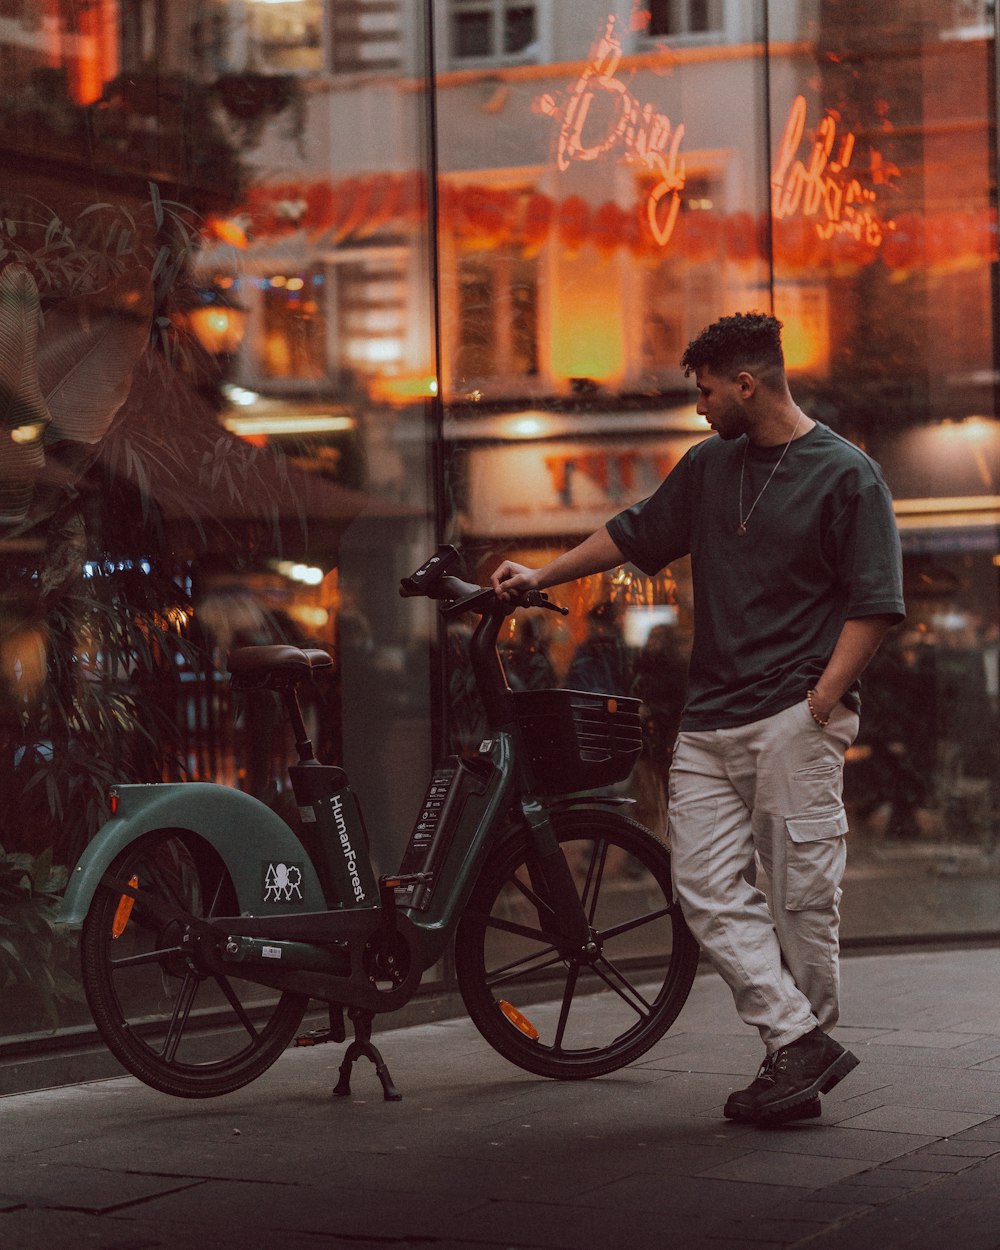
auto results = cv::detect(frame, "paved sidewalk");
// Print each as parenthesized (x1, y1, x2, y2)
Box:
(2, 946, 999, 1250)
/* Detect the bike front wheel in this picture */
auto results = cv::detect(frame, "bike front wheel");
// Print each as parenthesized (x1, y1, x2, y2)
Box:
(80, 829, 309, 1098)
(454, 807, 699, 1080)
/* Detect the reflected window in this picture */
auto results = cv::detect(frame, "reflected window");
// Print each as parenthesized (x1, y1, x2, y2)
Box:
(335, 256, 408, 380)
(450, 1, 537, 61)
(331, 0, 403, 73)
(245, 0, 324, 73)
(261, 269, 327, 379)
(188, 0, 325, 76)
(641, 179, 725, 382)
(454, 255, 538, 387)
(942, 1, 995, 36)
(648, 0, 724, 37)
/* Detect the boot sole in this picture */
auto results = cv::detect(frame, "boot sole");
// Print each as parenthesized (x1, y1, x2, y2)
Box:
(754, 1050, 859, 1119)
(725, 1095, 822, 1124)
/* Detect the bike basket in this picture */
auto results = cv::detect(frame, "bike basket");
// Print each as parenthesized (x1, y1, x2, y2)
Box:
(513, 688, 643, 794)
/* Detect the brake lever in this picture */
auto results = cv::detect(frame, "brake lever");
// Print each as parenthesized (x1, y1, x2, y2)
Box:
(525, 590, 569, 616)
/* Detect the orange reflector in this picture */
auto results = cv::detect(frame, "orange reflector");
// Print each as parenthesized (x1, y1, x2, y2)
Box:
(112, 875, 139, 938)
(109, 790, 119, 815)
(498, 1000, 539, 1040)
(607, 698, 618, 713)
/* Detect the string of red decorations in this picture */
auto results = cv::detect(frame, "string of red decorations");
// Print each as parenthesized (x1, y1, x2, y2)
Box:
(206, 174, 998, 276)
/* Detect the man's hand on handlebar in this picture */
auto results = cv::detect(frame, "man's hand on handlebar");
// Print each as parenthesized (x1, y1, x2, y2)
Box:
(490, 560, 541, 601)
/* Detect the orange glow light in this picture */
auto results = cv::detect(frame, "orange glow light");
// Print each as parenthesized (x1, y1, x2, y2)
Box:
(498, 1000, 540, 1040)
(772, 95, 895, 251)
(537, 14, 685, 248)
(112, 875, 139, 939)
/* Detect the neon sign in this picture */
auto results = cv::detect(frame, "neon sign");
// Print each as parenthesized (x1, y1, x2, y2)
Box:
(771, 95, 896, 247)
(537, 16, 685, 248)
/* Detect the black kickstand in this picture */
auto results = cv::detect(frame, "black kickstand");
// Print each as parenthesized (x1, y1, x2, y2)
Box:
(333, 1007, 402, 1102)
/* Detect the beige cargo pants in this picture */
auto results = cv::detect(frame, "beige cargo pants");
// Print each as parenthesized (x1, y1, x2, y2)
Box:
(668, 697, 860, 1052)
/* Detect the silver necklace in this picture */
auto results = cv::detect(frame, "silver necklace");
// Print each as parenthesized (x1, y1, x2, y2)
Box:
(736, 411, 804, 536)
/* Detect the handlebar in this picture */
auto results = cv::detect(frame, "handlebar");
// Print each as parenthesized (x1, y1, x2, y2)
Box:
(399, 551, 569, 617)
(400, 549, 568, 729)
(437, 583, 568, 619)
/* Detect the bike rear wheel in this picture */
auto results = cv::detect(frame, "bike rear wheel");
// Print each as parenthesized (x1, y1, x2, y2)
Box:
(455, 807, 698, 1079)
(80, 829, 308, 1098)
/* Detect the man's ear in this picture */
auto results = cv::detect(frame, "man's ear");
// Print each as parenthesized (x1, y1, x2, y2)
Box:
(736, 370, 757, 398)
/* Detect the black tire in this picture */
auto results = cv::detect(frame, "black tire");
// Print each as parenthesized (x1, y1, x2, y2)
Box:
(80, 829, 308, 1098)
(455, 807, 699, 1080)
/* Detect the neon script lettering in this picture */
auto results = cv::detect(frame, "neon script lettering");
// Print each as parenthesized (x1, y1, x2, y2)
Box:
(537, 15, 685, 247)
(771, 95, 895, 247)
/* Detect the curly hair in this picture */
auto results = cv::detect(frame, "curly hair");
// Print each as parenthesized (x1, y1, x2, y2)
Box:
(680, 312, 785, 381)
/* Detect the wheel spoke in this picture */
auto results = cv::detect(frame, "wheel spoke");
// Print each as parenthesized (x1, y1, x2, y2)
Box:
(143, 856, 194, 917)
(591, 954, 654, 1018)
(598, 903, 674, 942)
(551, 962, 581, 1052)
(482, 912, 565, 945)
(580, 838, 610, 925)
(485, 946, 564, 989)
(160, 971, 200, 1062)
(109, 944, 185, 971)
(508, 870, 557, 919)
(206, 869, 227, 919)
(212, 974, 260, 1040)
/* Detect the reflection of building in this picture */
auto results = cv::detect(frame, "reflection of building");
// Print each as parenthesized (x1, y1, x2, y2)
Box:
(194, 0, 1000, 929)
(2, 2, 1000, 1037)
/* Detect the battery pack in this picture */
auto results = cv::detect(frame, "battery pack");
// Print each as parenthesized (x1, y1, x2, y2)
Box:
(288, 764, 379, 909)
(394, 756, 491, 910)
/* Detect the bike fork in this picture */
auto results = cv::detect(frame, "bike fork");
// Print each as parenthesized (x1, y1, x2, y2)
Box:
(520, 797, 592, 948)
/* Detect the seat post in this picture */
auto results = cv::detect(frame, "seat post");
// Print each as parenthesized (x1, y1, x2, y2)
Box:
(281, 687, 316, 763)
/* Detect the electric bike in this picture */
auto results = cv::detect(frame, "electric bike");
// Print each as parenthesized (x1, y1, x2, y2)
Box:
(59, 546, 698, 1100)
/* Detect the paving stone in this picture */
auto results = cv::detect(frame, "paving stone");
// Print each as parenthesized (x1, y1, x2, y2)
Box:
(820, 1167, 935, 1190)
(723, 1216, 840, 1242)
(915, 1137, 1000, 1158)
(4, 947, 1000, 1250)
(753, 1126, 937, 1163)
(452, 1199, 699, 1250)
(879, 1152, 980, 1174)
(835, 1105, 993, 1136)
(806, 1182, 915, 1207)
(0, 1161, 205, 1213)
(859, 1029, 982, 1050)
(953, 1117, 1000, 1142)
(698, 1151, 874, 1189)
(567, 1173, 802, 1219)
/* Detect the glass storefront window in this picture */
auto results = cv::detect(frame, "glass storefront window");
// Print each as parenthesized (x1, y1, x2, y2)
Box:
(4, 0, 1000, 1052)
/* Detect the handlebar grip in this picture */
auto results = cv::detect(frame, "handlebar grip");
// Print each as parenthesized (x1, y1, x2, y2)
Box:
(399, 545, 462, 597)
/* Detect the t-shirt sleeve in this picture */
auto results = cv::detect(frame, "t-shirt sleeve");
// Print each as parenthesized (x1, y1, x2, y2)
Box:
(606, 452, 694, 576)
(829, 477, 906, 623)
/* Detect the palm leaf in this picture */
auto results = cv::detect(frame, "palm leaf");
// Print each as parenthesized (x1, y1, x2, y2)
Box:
(0, 263, 49, 522)
(37, 279, 151, 445)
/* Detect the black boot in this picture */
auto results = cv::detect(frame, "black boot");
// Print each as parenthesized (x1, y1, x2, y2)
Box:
(724, 1053, 821, 1123)
(752, 1028, 858, 1121)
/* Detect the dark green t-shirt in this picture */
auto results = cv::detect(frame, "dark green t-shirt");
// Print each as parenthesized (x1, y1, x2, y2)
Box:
(606, 422, 906, 730)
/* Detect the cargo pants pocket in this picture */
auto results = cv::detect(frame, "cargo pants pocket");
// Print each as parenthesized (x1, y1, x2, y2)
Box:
(784, 808, 848, 911)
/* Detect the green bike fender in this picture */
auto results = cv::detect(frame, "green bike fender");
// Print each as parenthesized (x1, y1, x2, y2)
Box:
(58, 783, 326, 928)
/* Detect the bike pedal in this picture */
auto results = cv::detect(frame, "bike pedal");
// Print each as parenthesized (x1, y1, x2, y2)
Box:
(295, 1029, 337, 1047)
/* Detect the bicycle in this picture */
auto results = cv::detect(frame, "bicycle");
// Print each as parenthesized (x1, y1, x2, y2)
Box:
(59, 546, 698, 1101)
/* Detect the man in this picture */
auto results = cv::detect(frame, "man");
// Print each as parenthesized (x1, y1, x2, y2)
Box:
(491, 312, 905, 1124)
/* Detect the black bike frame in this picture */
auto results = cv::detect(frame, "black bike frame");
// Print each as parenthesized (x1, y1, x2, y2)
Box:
(197, 588, 595, 1015)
